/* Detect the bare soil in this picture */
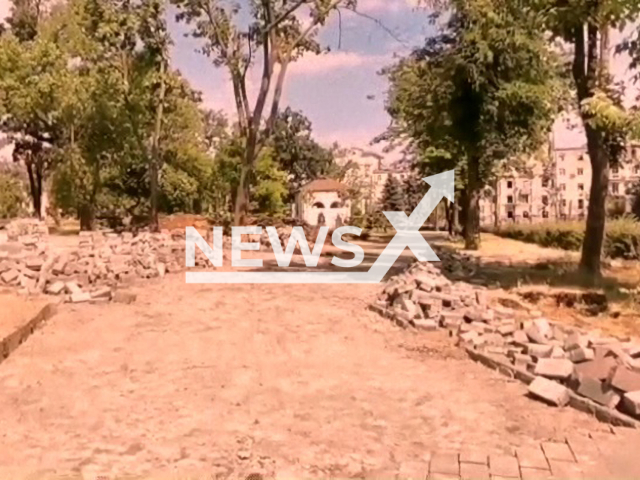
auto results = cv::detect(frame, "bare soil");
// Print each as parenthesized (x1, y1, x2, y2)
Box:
(0, 274, 614, 480)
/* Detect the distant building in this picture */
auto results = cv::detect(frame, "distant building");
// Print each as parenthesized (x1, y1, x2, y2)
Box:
(480, 142, 640, 225)
(338, 147, 411, 212)
(294, 178, 351, 230)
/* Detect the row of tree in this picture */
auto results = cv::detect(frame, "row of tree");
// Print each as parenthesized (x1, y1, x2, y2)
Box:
(0, 0, 354, 229)
(383, 0, 640, 280)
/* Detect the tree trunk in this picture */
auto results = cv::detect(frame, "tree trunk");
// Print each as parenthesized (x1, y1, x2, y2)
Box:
(26, 161, 42, 219)
(434, 201, 440, 231)
(150, 58, 167, 233)
(234, 160, 251, 225)
(464, 158, 481, 250)
(493, 177, 500, 229)
(79, 204, 94, 231)
(579, 126, 608, 278)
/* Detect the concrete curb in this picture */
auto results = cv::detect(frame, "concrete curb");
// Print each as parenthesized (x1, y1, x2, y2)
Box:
(0, 303, 58, 365)
(464, 347, 640, 430)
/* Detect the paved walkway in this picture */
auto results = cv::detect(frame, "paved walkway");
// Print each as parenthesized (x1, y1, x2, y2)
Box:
(0, 275, 638, 479)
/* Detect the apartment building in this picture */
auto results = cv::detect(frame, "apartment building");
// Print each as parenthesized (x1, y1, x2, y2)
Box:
(480, 143, 640, 226)
(338, 147, 411, 212)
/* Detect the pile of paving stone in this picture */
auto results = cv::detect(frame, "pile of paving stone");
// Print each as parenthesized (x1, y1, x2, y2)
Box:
(0, 228, 208, 303)
(370, 259, 640, 423)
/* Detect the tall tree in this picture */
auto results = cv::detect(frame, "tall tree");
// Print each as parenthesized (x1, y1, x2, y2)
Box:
(545, 0, 640, 277)
(172, 0, 356, 225)
(385, 0, 564, 249)
(381, 174, 406, 212)
(270, 107, 335, 198)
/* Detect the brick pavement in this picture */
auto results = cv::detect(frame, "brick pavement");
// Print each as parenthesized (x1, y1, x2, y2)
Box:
(391, 428, 640, 480)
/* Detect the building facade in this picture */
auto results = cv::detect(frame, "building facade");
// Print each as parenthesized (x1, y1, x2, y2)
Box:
(338, 147, 411, 213)
(480, 143, 640, 226)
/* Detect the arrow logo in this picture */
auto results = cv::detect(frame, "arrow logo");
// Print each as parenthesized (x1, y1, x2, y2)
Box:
(186, 169, 455, 284)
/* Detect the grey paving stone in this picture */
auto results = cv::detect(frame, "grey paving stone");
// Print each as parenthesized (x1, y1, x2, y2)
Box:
(489, 454, 520, 478)
(541, 441, 575, 463)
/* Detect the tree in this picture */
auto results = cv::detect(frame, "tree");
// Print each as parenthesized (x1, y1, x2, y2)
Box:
(172, 0, 356, 225)
(384, 0, 564, 249)
(270, 107, 335, 198)
(403, 172, 426, 214)
(536, 0, 640, 278)
(381, 174, 406, 212)
(0, 166, 27, 218)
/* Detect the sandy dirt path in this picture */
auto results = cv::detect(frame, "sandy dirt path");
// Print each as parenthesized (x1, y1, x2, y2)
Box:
(0, 273, 620, 479)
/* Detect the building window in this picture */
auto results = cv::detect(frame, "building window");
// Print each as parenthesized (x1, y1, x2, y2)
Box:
(523, 211, 530, 219)
(578, 199, 584, 209)
(519, 194, 529, 204)
(312, 202, 325, 209)
(542, 195, 549, 206)
(578, 183, 584, 191)
(561, 199, 567, 208)
(577, 168, 584, 175)
(559, 154, 565, 161)
(578, 154, 584, 161)
(542, 210, 549, 219)
(560, 183, 566, 191)
(507, 195, 514, 204)
(330, 201, 342, 208)
(634, 166, 640, 174)
(612, 166, 619, 175)
(559, 168, 566, 175)
(507, 211, 514, 219)
(611, 183, 620, 194)
(542, 178, 549, 188)
(507, 180, 513, 189)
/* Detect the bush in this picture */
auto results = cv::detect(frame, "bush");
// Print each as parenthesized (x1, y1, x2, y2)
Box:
(0, 171, 27, 219)
(496, 217, 640, 260)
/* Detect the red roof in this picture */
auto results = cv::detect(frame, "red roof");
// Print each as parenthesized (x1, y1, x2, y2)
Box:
(300, 178, 349, 193)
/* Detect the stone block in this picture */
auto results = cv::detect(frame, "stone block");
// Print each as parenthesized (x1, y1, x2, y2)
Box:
(526, 343, 554, 359)
(497, 323, 517, 336)
(533, 317, 553, 337)
(534, 358, 574, 380)
(65, 281, 82, 294)
(489, 454, 520, 478)
(1, 269, 19, 284)
(91, 287, 112, 299)
(414, 319, 438, 331)
(622, 391, 640, 417)
(573, 357, 617, 381)
(525, 324, 549, 345)
(25, 257, 44, 271)
(70, 292, 91, 303)
(609, 367, 640, 393)
(564, 332, 588, 351)
(46, 281, 65, 295)
(569, 347, 595, 363)
(513, 329, 529, 345)
(528, 376, 570, 406)
(576, 377, 620, 409)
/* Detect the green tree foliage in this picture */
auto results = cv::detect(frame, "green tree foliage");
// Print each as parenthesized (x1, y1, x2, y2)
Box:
(0, 0, 215, 229)
(0, 168, 27, 218)
(381, 175, 406, 212)
(384, 0, 564, 249)
(270, 107, 335, 198)
(171, 0, 356, 225)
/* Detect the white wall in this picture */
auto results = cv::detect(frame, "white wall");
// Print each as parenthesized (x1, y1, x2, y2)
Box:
(302, 191, 350, 230)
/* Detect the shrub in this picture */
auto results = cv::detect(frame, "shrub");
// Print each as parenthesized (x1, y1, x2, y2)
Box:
(496, 217, 640, 260)
(0, 171, 27, 219)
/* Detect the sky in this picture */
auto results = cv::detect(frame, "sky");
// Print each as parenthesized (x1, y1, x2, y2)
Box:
(0, 0, 639, 154)
(166, 0, 430, 152)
